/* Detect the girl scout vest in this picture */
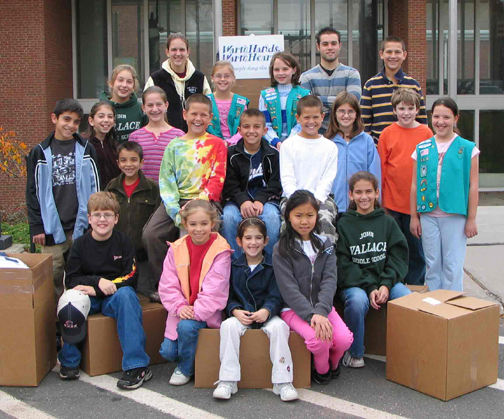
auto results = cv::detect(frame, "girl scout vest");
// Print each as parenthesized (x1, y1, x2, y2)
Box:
(207, 93, 249, 139)
(416, 136, 475, 216)
(260, 85, 310, 138)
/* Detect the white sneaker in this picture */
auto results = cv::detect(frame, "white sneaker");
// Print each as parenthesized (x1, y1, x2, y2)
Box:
(213, 381, 238, 399)
(273, 382, 299, 402)
(341, 351, 365, 368)
(169, 367, 191, 386)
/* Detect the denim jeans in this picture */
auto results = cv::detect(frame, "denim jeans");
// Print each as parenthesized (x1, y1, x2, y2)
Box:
(159, 319, 207, 376)
(58, 286, 150, 371)
(388, 209, 426, 285)
(340, 283, 411, 358)
(221, 202, 281, 260)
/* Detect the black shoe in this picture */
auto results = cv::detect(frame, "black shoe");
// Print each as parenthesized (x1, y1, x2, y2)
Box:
(117, 367, 153, 390)
(312, 370, 331, 385)
(331, 365, 341, 379)
(60, 365, 80, 380)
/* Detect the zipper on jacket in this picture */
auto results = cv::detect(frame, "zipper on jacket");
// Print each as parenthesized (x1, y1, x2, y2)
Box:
(245, 271, 258, 312)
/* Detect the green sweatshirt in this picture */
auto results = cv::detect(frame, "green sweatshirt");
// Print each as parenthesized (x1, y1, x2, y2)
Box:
(336, 208, 409, 296)
(99, 91, 147, 143)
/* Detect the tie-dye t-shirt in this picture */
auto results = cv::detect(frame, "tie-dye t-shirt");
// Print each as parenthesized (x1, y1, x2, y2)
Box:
(159, 133, 227, 226)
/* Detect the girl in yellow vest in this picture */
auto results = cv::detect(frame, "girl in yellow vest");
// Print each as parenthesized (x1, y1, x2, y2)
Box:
(207, 61, 249, 146)
(259, 52, 310, 150)
(409, 98, 479, 291)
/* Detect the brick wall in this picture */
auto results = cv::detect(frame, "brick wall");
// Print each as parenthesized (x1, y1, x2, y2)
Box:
(222, 0, 237, 36)
(388, 0, 427, 94)
(0, 0, 72, 218)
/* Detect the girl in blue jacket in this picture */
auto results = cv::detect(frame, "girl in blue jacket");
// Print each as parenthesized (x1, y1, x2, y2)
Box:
(326, 92, 381, 213)
(214, 218, 298, 402)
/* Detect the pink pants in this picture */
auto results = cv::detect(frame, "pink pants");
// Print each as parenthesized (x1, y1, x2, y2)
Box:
(281, 307, 353, 374)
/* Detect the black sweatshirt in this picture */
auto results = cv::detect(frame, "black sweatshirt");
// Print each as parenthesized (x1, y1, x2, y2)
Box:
(336, 208, 409, 296)
(65, 230, 138, 298)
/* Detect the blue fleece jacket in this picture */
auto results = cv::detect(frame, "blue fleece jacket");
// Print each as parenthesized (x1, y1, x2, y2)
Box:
(330, 131, 381, 213)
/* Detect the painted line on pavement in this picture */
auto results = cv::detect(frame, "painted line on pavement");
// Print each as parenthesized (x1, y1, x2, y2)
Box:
(489, 378, 504, 391)
(295, 388, 409, 419)
(78, 372, 224, 419)
(499, 336, 504, 345)
(0, 390, 57, 419)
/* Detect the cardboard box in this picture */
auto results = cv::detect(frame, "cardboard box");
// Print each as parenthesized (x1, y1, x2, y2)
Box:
(335, 284, 428, 356)
(81, 295, 167, 376)
(386, 290, 500, 401)
(194, 329, 311, 388)
(0, 253, 56, 386)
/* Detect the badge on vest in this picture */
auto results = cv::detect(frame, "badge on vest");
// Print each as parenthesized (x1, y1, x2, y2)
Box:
(420, 149, 429, 157)
(418, 142, 431, 149)
(421, 195, 426, 202)
(187, 86, 198, 94)
(420, 165, 427, 178)
(428, 202, 434, 208)
(458, 146, 464, 159)
(237, 98, 247, 105)
(420, 157, 429, 162)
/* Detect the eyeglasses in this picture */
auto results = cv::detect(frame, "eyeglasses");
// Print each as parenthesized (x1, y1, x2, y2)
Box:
(336, 109, 357, 116)
(213, 74, 233, 80)
(90, 213, 115, 221)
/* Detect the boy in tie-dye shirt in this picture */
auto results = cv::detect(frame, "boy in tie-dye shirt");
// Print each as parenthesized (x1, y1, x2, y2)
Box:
(141, 94, 227, 301)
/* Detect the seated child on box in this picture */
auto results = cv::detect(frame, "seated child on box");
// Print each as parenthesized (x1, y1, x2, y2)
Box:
(221, 109, 282, 259)
(280, 95, 339, 243)
(336, 172, 411, 368)
(105, 141, 161, 263)
(142, 93, 227, 302)
(273, 190, 353, 385)
(58, 192, 151, 390)
(158, 199, 232, 386)
(214, 218, 298, 402)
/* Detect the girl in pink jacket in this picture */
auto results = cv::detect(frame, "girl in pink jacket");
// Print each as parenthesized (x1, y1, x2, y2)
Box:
(159, 200, 232, 386)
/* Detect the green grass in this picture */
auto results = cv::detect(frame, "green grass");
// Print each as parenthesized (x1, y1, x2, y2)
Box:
(1, 222, 33, 252)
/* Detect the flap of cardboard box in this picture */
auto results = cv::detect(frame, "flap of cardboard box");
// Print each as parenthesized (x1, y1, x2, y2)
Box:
(417, 300, 469, 319)
(445, 296, 497, 311)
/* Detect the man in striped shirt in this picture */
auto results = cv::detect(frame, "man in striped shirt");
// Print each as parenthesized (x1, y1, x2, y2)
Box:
(300, 27, 362, 134)
(361, 36, 428, 144)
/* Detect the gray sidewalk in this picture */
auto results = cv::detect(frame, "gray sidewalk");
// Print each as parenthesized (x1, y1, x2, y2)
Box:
(464, 206, 504, 310)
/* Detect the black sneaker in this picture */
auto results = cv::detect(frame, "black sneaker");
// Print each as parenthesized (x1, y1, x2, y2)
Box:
(312, 370, 331, 385)
(60, 365, 80, 380)
(331, 365, 341, 379)
(117, 367, 153, 390)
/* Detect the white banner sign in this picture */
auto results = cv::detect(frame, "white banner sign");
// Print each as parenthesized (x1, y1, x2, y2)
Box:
(218, 35, 285, 79)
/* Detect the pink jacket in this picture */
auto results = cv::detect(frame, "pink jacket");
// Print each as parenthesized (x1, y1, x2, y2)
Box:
(159, 233, 232, 340)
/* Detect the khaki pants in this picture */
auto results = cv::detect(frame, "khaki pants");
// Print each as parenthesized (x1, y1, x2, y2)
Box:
(41, 230, 73, 302)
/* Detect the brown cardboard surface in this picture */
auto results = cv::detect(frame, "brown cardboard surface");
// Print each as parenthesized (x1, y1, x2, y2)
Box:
(446, 296, 497, 311)
(80, 296, 167, 376)
(0, 253, 56, 386)
(194, 329, 311, 389)
(386, 291, 499, 401)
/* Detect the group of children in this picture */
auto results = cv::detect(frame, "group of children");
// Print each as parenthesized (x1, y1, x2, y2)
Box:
(25, 31, 479, 400)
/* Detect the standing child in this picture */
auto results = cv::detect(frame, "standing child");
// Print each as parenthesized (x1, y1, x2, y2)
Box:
(207, 61, 249, 145)
(129, 87, 185, 181)
(87, 101, 121, 190)
(326, 91, 381, 214)
(337, 172, 410, 368)
(378, 88, 433, 285)
(158, 200, 232, 385)
(259, 52, 310, 149)
(410, 98, 479, 291)
(142, 94, 227, 302)
(222, 109, 282, 259)
(280, 95, 339, 243)
(273, 190, 353, 384)
(58, 192, 151, 389)
(100, 64, 146, 143)
(214, 218, 298, 401)
(105, 142, 161, 263)
(361, 36, 427, 144)
(26, 99, 99, 301)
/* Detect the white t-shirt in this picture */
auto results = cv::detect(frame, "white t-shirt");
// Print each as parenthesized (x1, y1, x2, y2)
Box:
(248, 264, 258, 272)
(302, 240, 317, 264)
(280, 134, 338, 203)
(412, 136, 480, 217)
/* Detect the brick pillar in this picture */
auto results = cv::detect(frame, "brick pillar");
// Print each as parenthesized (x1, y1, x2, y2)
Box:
(0, 0, 72, 216)
(387, 0, 427, 94)
(222, 0, 237, 36)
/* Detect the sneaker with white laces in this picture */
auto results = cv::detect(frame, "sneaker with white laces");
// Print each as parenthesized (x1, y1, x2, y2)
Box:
(169, 367, 191, 386)
(213, 381, 238, 399)
(341, 351, 365, 368)
(273, 382, 299, 402)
